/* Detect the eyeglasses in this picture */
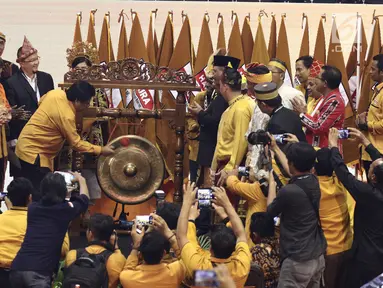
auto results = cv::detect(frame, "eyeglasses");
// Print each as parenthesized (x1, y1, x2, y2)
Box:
(24, 56, 40, 63)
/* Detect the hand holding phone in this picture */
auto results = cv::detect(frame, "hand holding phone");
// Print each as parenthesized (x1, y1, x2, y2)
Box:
(193, 270, 219, 287)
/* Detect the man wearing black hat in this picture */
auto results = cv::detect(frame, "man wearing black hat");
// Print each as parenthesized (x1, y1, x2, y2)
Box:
(255, 82, 306, 145)
(211, 55, 255, 187)
(189, 49, 228, 187)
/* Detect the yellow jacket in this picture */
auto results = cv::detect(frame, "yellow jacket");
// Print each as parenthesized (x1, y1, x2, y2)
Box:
(0, 84, 10, 158)
(362, 82, 383, 160)
(318, 175, 353, 255)
(16, 89, 101, 170)
(187, 91, 206, 162)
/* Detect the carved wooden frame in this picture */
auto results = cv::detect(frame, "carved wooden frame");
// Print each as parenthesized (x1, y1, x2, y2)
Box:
(59, 57, 199, 203)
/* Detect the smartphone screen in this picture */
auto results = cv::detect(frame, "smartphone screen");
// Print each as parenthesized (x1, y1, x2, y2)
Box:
(197, 189, 213, 208)
(54, 171, 74, 186)
(193, 270, 219, 287)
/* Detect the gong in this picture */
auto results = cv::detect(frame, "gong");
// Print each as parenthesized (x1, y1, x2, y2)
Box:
(97, 135, 165, 204)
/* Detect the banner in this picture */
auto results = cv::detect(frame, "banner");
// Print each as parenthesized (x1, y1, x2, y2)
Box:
(228, 12, 244, 67)
(268, 14, 277, 60)
(241, 16, 253, 65)
(251, 16, 269, 64)
(276, 16, 293, 86)
(217, 14, 226, 50)
(99, 12, 115, 64)
(73, 12, 82, 44)
(87, 10, 98, 52)
(314, 16, 326, 64)
(299, 15, 309, 57)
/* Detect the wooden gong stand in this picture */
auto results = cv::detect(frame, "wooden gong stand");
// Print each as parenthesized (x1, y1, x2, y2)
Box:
(59, 57, 200, 203)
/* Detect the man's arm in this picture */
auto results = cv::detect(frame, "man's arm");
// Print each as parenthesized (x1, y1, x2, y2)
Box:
(226, 175, 264, 202)
(67, 173, 89, 218)
(267, 171, 277, 206)
(197, 94, 227, 130)
(212, 186, 246, 243)
(123, 222, 144, 270)
(176, 182, 197, 249)
(348, 127, 382, 161)
(300, 96, 343, 133)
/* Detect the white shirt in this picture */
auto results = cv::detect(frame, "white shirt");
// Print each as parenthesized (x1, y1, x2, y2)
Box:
(278, 82, 305, 110)
(22, 72, 40, 102)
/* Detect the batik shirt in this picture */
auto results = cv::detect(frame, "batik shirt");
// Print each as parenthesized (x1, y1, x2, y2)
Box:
(251, 236, 280, 288)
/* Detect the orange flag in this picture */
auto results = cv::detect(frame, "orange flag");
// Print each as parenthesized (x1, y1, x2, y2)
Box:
(87, 9, 98, 52)
(73, 12, 82, 44)
(346, 16, 367, 110)
(327, 18, 352, 115)
(194, 13, 213, 91)
(314, 16, 326, 64)
(358, 17, 381, 113)
(251, 16, 269, 64)
(299, 14, 309, 57)
(276, 15, 293, 86)
(268, 14, 277, 59)
(147, 10, 158, 64)
(217, 14, 226, 50)
(157, 12, 174, 67)
(98, 12, 115, 64)
(162, 14, 195, 180)
(228, 12, 244, 67)
(117, 11, 129, 61)
(241, 15, 253, 64)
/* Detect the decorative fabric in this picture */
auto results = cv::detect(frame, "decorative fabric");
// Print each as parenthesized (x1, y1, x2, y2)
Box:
(243, 62, 272, 84)
(268, 60, 287, 73)
(309, 60, 324, 78)
(251, 236, 280, 288)
(16, 36, 38, 63)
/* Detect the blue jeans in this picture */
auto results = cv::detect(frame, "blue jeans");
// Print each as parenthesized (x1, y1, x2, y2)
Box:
(10, 270, 51, 288)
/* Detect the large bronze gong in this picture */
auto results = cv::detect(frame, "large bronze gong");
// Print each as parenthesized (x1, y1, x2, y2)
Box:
(97, 135, 165, 204)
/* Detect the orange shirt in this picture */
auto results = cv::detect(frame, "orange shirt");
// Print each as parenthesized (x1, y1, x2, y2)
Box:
(16, 89, 101, 170)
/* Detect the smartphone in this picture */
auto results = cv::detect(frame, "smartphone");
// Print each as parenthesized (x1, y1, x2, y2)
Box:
(338, 129, 350, 139)
(154, 190, 166, 200)
(193, 270, 219, 287)
(0, 192, 7, 200)
(273, 134, 287, 144)
(197, 189, 213, 208)
(54, 171, 75, 186)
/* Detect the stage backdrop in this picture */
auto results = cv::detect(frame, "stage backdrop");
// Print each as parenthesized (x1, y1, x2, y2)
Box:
(1, 1, 382, 87)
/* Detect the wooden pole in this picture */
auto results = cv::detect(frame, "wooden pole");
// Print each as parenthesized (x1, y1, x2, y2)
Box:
(173, 91, 186, 203)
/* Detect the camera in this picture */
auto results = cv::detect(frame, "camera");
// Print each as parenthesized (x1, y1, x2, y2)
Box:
(238, 166, 250, 178)
(54, 171, 78, 191)
(274, 134, 288, 145)
(193, 270, 219, 287)
(247, 130, 270, 145)
(338, 129, 350, 139)
(197, 189, 213, 208)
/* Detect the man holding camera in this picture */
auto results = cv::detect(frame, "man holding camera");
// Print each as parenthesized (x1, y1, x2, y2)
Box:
(211, 55, 255, 187)
(177, 182, 251, 288)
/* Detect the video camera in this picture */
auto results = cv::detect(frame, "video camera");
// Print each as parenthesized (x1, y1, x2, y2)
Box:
(248, 130, 288, 146)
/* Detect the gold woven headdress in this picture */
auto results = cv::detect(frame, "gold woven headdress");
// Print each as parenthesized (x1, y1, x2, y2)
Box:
(66, 41, 99, 67)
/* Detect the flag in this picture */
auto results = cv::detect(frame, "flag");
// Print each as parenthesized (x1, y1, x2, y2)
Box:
(87, 9, 98, 52)
(268, 14, 277, 59)
(160, 14, 194, 180)
(276, 15, 293, 86)
(98, 12, 115, 64)
(147, 10, 158, 64)
(358, 18, 381, 113)
(117, 11, 129, 61)
(73, 12, 82, 44)
(327, 18, 352, 115)
(194, 13, 213, 92)
(228, 12, 244, 67)
(251, 16, 269, 64)
(299, 14, 309, 57)
(217, 13, 226, 50)
(314, 16, 326, 64)
(157, 12, 174, 67)
(241, 16, 253, 65)
(346, 17, 367, 110)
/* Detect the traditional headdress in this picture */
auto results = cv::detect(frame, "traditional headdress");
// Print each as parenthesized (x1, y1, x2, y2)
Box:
(243, 62, 272, 84)
(0, 32, 5, 42)
(254, 82, 279, 101)
(206, 48, 226, 77)
(268, 58, 287, 73)
(66, 41, 99, 68)
(309, 60, 324, 78)
(213, 55, 240, 70)
(16, 36, 38, 63)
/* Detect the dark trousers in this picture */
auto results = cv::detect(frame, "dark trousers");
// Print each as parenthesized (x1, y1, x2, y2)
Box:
(0, 157, 5, 191)
(189, 160, 198, 183)
(0, 268, 11, 288)
(9, 270, 51, 288)
(322, 250, 349, 288)
(363, 160, 372, 183)
(20, 157, 51, 200)
(346, 258, 383, 288)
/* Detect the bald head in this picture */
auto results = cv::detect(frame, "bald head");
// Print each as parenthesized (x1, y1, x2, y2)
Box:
(368, 158, 383, 184)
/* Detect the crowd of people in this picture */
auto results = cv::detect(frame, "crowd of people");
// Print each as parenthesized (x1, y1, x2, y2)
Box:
(1, 28, 383, 288)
